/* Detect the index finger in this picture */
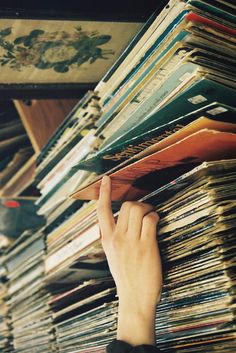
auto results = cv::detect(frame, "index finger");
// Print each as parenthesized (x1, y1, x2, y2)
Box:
(97, 175, 115, 238)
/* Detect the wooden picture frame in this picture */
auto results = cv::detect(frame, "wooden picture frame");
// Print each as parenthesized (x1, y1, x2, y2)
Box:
(0, 2, 150, 98)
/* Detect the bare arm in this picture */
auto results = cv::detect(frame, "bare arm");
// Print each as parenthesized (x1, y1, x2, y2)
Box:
(97, 175, 163, 347)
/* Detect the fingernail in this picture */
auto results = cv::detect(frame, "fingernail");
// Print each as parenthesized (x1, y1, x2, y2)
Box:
(101, 175, 109, 185)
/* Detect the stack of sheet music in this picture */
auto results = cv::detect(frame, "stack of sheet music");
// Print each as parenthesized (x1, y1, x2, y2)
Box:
(70, 0, 236, 201)
(48, 277, 117, 353)
(4, 231, 55, 353)
(35, 91, 101, 219)
(0, 258, 13, 353)
(138, 158, 236, 353)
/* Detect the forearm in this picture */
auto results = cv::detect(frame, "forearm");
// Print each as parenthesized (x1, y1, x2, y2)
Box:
(117, 299, 157, 346)
(97, 176, 162, 349)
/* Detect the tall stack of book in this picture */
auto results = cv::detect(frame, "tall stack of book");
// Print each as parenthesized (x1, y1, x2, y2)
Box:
(15, 0, 236, 352)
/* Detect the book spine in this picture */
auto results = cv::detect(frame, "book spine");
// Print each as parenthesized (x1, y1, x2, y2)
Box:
(97, 0, 187, 102)
(96, 29, 190, 130)
(101, 48, 193, 143)
(102, 62, 198, 148)
(105, 77, 236, 149)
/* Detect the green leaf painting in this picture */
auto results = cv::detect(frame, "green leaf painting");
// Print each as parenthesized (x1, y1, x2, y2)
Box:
(0, 26, 114, 73)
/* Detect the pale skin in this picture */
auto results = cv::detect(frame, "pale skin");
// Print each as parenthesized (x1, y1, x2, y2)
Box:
(97, 175, 163, 347)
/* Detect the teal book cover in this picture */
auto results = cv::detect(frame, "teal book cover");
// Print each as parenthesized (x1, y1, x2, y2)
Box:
(97, 28, 190, 129)
(38, 77, 236, 206)
(97, 9, 190, 122)
(101, 77, 236, 150)
(101, 60, 199, 147)
(75, 101, 236, 174)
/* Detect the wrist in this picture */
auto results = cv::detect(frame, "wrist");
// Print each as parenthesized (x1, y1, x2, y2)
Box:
(119, 297, 157, 318)
(117, 284, 162, 308)
(117, 299, 157, 346)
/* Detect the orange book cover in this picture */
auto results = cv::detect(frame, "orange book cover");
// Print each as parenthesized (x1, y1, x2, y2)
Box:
(71, 129, 236, 201)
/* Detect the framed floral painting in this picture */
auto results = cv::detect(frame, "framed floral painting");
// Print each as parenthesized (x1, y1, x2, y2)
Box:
(0, 10, 144, 98)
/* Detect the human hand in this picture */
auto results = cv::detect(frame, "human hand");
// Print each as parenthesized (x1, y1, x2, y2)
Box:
(97, 175, 163, 345)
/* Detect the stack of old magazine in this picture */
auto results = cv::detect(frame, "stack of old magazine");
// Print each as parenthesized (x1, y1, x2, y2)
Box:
(31, 0, 236, 352)
(4, 231, 55, 353)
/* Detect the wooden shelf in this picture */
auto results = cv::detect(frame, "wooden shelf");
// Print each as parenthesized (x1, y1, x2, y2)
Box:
(14, 99, 78, 154)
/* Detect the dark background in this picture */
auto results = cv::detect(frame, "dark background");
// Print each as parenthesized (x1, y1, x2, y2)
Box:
(0, 0, 169, 20)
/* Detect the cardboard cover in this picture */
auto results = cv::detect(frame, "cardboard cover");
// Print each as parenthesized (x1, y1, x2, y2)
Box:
(71, 129, 236, 201)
